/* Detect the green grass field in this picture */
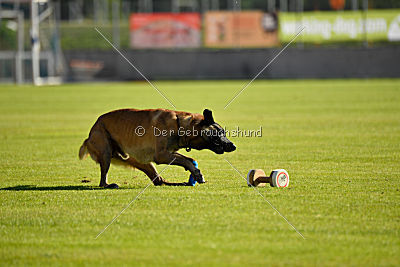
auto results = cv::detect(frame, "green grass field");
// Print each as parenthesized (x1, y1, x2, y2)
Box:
(0, 79, 399, 266)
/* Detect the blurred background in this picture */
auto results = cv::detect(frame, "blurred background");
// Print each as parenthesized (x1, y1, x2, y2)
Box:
(0, 0, 399, 84)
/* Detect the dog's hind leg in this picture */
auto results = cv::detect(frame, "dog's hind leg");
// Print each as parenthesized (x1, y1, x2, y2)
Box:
(124, 158, 187, 186)
(86, 130, 117, 188)
(99, 151, 112, 188)
(99, 146, 120, 189)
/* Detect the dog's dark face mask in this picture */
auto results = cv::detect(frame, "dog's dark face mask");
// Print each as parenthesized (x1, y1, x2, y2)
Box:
(199, 109, 236, 154)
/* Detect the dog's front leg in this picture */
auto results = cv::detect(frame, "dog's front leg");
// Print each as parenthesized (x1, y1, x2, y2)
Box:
(172, 152, 195, 171)
(154, 151, 205, 183)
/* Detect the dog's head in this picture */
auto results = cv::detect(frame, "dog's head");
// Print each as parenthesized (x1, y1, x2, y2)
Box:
(184, 109, 236, 154)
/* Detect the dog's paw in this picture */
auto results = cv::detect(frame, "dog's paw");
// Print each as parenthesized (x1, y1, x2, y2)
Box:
(153, 177, 165, 186)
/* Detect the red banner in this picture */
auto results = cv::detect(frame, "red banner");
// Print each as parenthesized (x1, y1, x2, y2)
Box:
(130, 13, 201, 48)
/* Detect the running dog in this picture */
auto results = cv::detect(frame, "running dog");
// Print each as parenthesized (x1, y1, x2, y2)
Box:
(79, 109, 236, 188)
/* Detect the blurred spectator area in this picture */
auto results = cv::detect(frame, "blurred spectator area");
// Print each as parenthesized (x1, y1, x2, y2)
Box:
(2, 0, 400, 50)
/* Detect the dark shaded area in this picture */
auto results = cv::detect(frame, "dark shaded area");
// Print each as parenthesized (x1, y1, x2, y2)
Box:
(1, 185, 102, 191)
(0, 184, 160, 191)
(64, 46, 400, 81)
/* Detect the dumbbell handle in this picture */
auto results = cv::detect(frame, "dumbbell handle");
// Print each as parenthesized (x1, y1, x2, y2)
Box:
(254, 176, 272, 185)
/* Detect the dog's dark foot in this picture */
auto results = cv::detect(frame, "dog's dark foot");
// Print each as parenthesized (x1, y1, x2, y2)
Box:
(104, 183, 119, 189)
(193, 169, 205, 184)
(153, 178, 165, 186)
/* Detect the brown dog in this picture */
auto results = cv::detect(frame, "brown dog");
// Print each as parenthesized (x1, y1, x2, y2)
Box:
(79, 109, 236, 188)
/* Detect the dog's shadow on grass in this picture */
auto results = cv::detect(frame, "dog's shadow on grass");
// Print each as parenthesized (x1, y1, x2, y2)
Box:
(0, 185, 135, 191)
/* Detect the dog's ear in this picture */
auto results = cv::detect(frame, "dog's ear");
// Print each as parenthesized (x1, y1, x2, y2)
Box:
(203, 109, 215, 125)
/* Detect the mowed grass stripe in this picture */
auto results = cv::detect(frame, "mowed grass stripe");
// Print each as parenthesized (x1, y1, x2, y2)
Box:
(0, 79, 399, 266)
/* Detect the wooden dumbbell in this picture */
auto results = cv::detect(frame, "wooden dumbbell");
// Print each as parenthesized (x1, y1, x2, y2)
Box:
(246, 169, 289, 187)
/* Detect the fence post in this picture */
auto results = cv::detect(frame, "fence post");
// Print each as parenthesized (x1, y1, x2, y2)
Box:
(31, 0, 40, 85)
(16, 11, 24, 84)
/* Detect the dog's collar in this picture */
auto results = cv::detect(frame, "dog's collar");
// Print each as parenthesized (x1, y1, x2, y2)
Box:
(176, 116, 191, 152)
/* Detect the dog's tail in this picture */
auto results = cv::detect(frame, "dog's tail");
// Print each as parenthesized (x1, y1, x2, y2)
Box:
(79, 139, 89, 160)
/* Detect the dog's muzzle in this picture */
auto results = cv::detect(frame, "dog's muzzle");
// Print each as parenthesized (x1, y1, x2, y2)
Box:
(224, 142, 236, 152)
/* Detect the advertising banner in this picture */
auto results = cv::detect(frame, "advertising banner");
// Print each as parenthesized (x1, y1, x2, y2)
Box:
(279, 9, 400, 43)
(204, 11, 279, 48)
(130, 13, 201, 48)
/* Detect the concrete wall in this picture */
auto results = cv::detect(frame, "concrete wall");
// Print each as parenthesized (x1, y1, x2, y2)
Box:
(64, 47, 400, 81)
